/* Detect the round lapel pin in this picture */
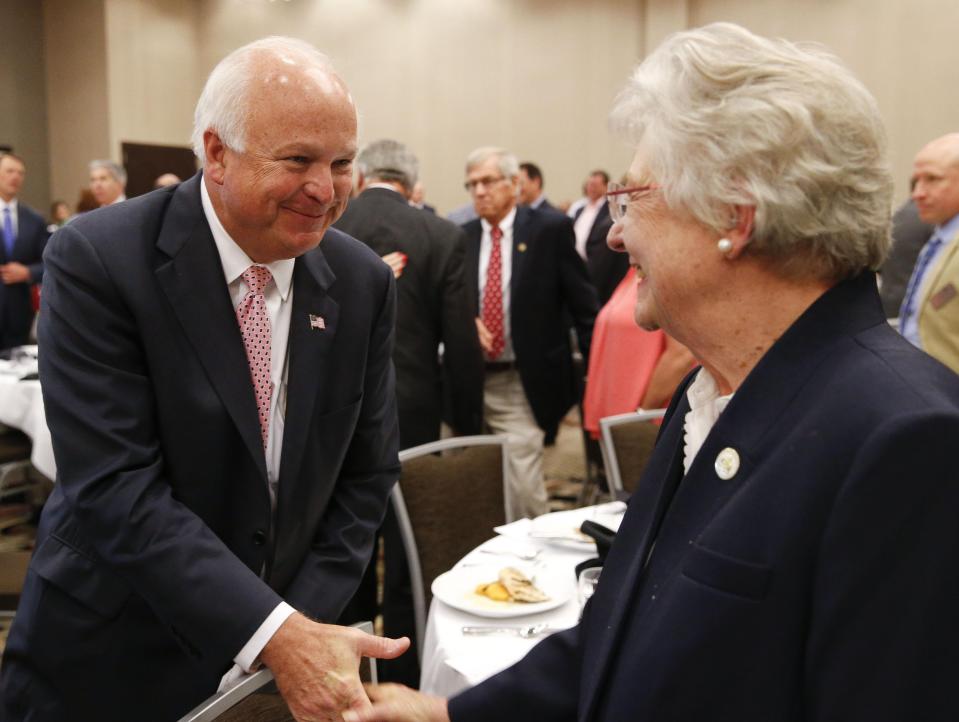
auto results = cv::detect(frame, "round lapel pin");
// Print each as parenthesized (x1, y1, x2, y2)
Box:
(714, 447, 740, 480)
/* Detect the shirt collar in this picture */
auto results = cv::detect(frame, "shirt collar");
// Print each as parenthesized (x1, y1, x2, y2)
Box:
(686, 367, 733, 411)
(480, 205, 517, 235)
(200, 177, 294, 301)
(0, 198, 18, 214)
(934, 212, 959, 245)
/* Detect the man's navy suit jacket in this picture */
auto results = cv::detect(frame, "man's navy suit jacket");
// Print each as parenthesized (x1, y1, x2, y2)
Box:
(451, 272, 959, 722)
(0, 202, 48, 349)
(463, 206, 598, 443)
(0, 174, 400, 721)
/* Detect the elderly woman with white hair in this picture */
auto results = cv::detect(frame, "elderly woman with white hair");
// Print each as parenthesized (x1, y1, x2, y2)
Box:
(348, 22, 959, 722)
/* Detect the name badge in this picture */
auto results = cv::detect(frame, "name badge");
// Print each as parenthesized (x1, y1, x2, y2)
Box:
(930, 283, 957, 310)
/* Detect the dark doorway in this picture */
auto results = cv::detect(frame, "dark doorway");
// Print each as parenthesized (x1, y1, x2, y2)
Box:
(121, 142, 197, 198)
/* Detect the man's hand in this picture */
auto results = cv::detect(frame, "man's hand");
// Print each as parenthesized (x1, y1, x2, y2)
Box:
(381, 252, 407, 279)
(474, 317, 493, 354)
(342, 684, 450, 722)
(260, 613, 410, 722)
(0, 262, 30, 284)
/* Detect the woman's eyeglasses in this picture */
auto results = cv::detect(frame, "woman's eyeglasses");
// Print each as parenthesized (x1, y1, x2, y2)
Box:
(606, 182, 659, 222)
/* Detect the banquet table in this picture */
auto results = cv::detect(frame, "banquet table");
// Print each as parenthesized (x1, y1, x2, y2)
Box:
(419, 502, 626, 697)
(0, 347, 56, 480)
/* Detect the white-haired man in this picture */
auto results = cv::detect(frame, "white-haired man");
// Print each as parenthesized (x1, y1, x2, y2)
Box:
(899, 132, 959, 373)
(0, 37, 408, 721)
(88, 159, 127, 207)
(463, 147, 597, 520)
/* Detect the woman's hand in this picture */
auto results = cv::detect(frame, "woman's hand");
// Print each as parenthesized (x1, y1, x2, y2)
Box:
(342, 684, 450, 722)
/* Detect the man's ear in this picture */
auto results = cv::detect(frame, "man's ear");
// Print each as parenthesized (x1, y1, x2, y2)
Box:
(721, 204, 756, 259)
(203, 130, 228, 184)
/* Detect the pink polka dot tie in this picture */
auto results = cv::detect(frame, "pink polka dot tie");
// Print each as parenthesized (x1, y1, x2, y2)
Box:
(237, 265, 273, 449)
(482, 226, 506, 360)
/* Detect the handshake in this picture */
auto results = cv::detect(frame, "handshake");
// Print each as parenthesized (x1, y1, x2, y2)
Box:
(261, 613, 448, 722)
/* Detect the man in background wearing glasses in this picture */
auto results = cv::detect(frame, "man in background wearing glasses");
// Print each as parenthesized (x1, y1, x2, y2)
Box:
(461, 147, 598, 520)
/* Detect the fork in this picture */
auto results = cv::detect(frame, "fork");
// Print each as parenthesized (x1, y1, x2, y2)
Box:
(461, 622, 550, 638)
(478, 547, 541, 561)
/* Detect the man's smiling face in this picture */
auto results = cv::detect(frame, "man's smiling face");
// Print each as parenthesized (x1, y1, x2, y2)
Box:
(204, 55, 357, 263)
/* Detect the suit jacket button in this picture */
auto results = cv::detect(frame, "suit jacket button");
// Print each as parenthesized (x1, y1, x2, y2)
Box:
(252, 529, 267, 546)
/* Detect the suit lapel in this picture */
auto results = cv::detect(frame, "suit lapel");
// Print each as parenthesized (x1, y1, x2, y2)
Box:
(154, 175, 267, 480)
(579, 400, 688, 718)
(918, 230, 959, 315)
(276, 249, 339, 510)
(510, 207, 531, 298)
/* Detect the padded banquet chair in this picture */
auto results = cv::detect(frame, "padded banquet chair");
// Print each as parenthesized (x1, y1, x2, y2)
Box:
(598, 409, 667, 497)
(177, 621, 377, 722)
(392, 434, 510, 662)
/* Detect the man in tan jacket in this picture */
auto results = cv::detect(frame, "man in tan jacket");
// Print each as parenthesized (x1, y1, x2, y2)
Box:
(899, 133, 959, 373)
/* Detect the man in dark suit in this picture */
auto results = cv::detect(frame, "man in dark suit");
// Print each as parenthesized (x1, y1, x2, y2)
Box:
(336, 139, 483, 449)
(0, 153, 49, 350)
(463, 147, 598, 520)
(572, 170, 628, 305)
(517, 161, 559, 215)
(0, 37, 407, 722)
(334, 139, 484, 685)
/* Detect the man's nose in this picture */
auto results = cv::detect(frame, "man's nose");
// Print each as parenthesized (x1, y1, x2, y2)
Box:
(304, 166, 335, 205)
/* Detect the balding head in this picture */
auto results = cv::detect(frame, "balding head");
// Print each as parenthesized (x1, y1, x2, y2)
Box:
(192, 36, 352, 166)
(912, 132, 959, 225)
(197, 36, 357, 264)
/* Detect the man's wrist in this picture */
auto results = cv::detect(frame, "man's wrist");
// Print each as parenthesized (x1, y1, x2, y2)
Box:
(235, 602, 297, 672)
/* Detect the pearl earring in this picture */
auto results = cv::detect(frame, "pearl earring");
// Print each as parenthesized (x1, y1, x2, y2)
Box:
(717, 238, 733, 253)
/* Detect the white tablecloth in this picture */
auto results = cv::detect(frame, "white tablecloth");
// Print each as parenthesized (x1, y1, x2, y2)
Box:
(0, 350, 56, 479)
(419, 503, 626, 697)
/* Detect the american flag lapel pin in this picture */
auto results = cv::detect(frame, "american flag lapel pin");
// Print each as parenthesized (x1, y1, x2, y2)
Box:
(308, 313, 326, 330)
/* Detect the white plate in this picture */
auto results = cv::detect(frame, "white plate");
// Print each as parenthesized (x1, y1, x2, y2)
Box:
(528, 506, 625, 550)
(431, 564, 572, 618)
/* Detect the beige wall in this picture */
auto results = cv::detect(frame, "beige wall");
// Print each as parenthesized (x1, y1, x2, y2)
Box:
(27, 0, 959, 212)
(194, 0, 645, 213)
(43, 0, 111, 207)
(105, 0, 200, 150)
(1, 0, 51, 212)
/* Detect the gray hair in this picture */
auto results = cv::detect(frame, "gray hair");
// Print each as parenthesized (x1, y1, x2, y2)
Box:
(192, 36, 334, 165)
(88, 159, 127, 187)
(609, 22, 893, 281)
(465, 147, 520, 179)
(357, 139, 419, 191)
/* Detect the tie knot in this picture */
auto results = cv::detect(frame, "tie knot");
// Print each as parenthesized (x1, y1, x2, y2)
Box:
(491, 226, 503, 242)
(242, 265, 273, 294)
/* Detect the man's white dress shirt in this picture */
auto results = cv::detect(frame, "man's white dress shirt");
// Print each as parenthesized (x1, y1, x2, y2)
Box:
(201, 180, 297, 690)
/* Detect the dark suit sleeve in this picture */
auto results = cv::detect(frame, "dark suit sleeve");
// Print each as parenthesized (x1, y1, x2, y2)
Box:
(26, 215, 51, 284)
(449, 613, 583, 722)
(283, 261, 401, 619)
(554, 217, 599, 360)
(39, 225, 282, 664)
(436, 227, 484, 436)
(805, 412, 959, 720)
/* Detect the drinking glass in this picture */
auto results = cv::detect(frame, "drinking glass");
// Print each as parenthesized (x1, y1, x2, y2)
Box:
(577, 567, 602, 617)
